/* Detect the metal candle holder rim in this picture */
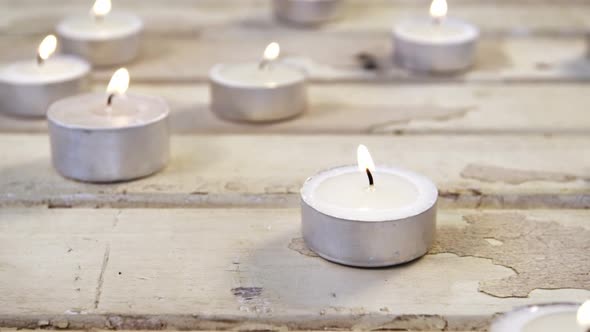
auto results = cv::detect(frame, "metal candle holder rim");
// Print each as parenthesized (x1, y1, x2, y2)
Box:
(300, 164, 438, 222)
(209, 63, 308, 90)
(0, 56, 90, 85)
(47, 92, 170, 131)
(392, 18, 480, 46)
(490, 302, 583, 332)
(56, 12, 144, 41)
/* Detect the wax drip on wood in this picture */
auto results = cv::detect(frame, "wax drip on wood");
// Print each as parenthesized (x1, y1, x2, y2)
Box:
(366, 168, 374, 186)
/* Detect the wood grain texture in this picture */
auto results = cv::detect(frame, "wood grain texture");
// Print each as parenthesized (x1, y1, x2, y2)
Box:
(2, 83, 590, 135)
(0, 208, 588, 331)
(0, 134, 588, 208)
(1, 0, 589, 36)
(2, 34, 589, 83)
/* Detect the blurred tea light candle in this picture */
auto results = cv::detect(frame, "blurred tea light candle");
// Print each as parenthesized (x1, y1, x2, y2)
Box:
(490, 301, 590, 332)
(392, 0, 479, 73)
(209, 42, 307, 122)
(56, 0, 143, 66)
(0, 35, 90, 117)
(47, 68, 170, 183)
(273, 0, 341, 26)
(300, 145, 438, 267)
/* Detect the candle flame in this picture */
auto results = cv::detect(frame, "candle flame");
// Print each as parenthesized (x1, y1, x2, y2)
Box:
(430, 0, 447, 19)
(263, 42, 280, 62)
(357, 144, 375, 174)
(107, 68, 130, 96)
(37, 35, 57, 62)
(578, 300, 590, 328)
(93, 0, 112, 18)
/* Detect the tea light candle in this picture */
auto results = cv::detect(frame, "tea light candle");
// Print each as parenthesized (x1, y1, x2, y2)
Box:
(392, 0, 479, 73)
(0, 35, 90, 117)
(300, 145, 438, 267)
(47, 68, 169, 183)
(273, 0, 341, 26)
(209, 42, 307, 122)
(56, 0, 143, 67)
(491, 302, 590, 332)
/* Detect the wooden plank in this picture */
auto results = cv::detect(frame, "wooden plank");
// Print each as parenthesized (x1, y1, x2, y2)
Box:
(0, 134, 588, 208)
(3, 34, 588, 84)
(114, 36, 589, 83)
(0, 208, 588, 331)
(1, 0, 589, 36)
(2, 83, 590, 135)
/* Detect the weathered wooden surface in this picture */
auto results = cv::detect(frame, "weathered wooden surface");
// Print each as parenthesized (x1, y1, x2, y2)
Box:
(0, 208, 588, 331)
(2, 35, 589, 83)
(1, 0, 590, 36)
(1, 1, 589, 330)
(2, 83, 590, 135)
(0, 134, 588, 209)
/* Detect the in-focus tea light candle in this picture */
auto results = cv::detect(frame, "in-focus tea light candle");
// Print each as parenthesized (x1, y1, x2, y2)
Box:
(392, 0, 479, 73)
(273, 0, 342, 26)
(56, 0, 143, 66)
(300, 145, 438, 267)
(0, 35, 90, 117)
(47, 68, 169, 183)
(209, 42, 307, 122)
(491, 301, 590, 332)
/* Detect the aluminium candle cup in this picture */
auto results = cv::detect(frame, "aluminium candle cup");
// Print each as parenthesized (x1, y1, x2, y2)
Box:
(392, 18, 479, 73)
(300, 166, 438, 267)
(273, 0, 341, 26)
(490, 303, 585, 332)
(209, 63, 307, 123)
(0, 56, 90, 117)
(47, 93, 169, 183)
(56, 13, 143, 67)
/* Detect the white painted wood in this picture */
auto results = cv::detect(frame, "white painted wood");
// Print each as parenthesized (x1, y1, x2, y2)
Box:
(0, 134, 588, 208)
(0, 208, 588, 331)
(2, 83, 590, 135)
(1, 0, 589, 36)
(3, 34, 588, 83)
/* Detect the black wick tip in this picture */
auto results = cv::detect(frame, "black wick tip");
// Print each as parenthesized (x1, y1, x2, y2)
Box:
(366, 168, 374, 186)
(36, 54, 44, 66)
(107, 93, 115, 106)
(356, 52, 379, 71)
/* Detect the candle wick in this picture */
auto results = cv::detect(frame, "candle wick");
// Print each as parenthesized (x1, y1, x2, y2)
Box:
(366, 168, 374, 187)
(107, 93, 115, 106)
(36, 54, 44, 66)
(259, 60, 270, 70)
(432, 16, 443, 25)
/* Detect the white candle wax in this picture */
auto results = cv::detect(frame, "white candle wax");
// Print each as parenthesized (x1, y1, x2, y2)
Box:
(302, 166, 437, 221)
(491, 304, 589, 332)
(212, 63, 305, 88)
(47, 92, 169, 182)
(209, 62, 307, 122)
(57, 13, 142, 40)
(56, 13, 143, 66)
(0, 56, 89, 85)
(48, 93, 167, 129)
(394, 18, 477, 44)
(0, 56, 90, 117)
(392, 17, 479, 72)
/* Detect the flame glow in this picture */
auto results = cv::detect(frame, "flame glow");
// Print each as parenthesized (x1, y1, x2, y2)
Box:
(93, 0, 112, 18)
(37, 35, 57, 62)
(578, 300, 590, 328)
(357, 144, 376, 174)
(430, 0, 448, 19)
(107, 68, 130, 96)
(263, 42, 280, 62)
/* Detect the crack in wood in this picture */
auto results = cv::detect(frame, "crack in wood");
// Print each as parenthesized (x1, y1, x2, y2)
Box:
(461, 163, 587, 184)
(94, 244, 111, 310)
